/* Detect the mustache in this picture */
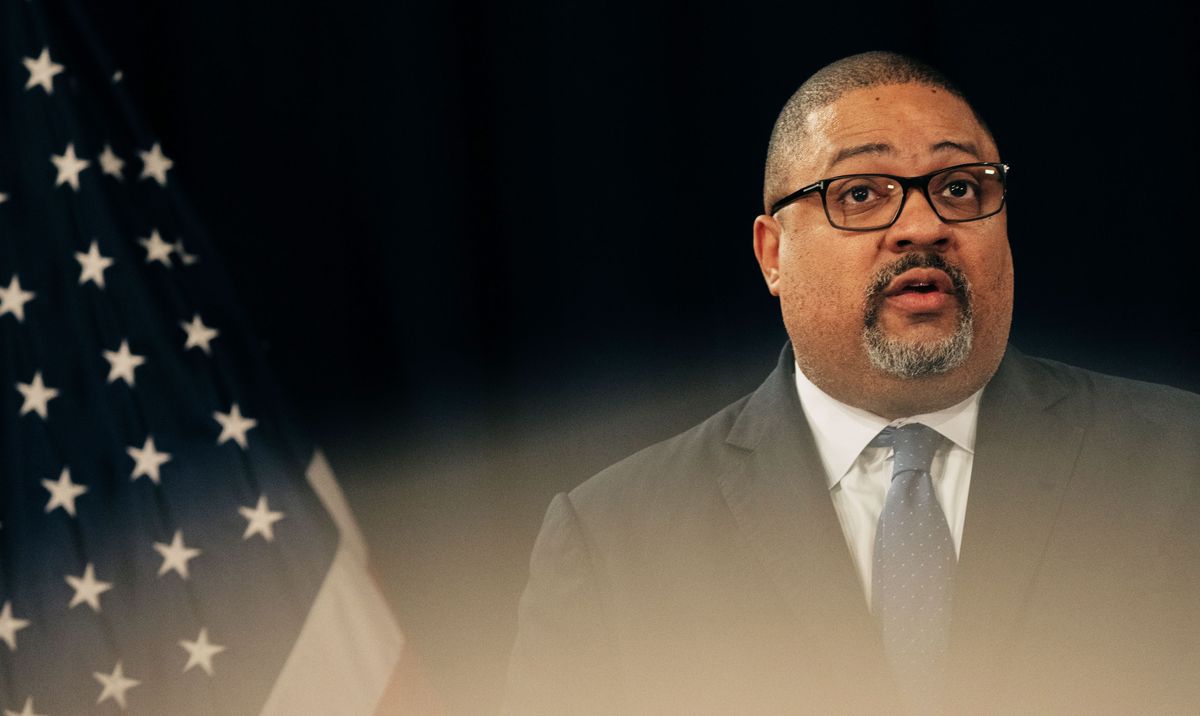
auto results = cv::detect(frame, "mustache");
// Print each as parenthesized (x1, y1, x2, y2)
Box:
(865, 252, 971, 303)
(863, 253, 972, 328)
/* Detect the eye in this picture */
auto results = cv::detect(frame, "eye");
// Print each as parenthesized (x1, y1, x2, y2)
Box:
(825, 175, 896, 219)
(940, 179, 978, 199)
(928, 165, 1004, 220)
(847, 185, 874, 203)
(835, 180, 891, 206)
(931, 169, 987, 203)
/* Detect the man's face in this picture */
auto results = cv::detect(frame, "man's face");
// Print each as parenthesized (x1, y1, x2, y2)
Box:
(753, 83, 1013, 418)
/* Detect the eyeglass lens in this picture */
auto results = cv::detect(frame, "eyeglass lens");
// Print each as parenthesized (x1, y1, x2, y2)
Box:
(824, 164, 1004, 229)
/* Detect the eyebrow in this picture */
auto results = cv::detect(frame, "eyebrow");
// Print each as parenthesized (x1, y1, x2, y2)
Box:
(826, 140, 982, 173)
(827, 142, 892, 171)
(930, 140, 981, 158)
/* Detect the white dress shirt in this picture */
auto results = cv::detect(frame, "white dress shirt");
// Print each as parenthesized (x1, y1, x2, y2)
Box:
(793, 363, 982, 607)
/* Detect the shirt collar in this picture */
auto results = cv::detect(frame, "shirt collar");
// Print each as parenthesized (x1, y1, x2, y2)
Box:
(793, 362, 983, 489)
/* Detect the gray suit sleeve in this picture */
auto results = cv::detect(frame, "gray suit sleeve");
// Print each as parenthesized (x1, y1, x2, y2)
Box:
(502, 492, 622, 715)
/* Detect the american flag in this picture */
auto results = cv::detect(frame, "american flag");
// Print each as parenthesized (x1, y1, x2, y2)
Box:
(1, 3, 415, 714)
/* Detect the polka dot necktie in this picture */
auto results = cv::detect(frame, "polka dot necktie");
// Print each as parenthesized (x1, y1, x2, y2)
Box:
(870, 423, 955, 712)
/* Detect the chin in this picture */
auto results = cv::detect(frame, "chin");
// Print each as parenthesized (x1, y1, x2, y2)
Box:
(862, 325, 973, 380)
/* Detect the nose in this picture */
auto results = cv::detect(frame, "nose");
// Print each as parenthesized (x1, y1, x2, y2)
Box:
(884, 187, 951, 252)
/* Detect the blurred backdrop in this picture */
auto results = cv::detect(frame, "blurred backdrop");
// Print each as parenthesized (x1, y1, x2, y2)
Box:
(30, 2, 1200, 712)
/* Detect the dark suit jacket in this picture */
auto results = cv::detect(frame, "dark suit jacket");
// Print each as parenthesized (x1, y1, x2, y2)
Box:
(505, 344, 1200, 715)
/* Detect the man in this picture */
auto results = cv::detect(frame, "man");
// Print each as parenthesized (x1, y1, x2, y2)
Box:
(504, 52, 1200, 714)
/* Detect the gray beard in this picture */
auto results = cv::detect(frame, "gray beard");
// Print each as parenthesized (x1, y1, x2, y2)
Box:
(861, 254, 974, 379)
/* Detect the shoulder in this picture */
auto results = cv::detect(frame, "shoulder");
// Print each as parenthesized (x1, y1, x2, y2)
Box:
(553, 345, 803, 555)
(1007, 349, 1200, 429)
(567, 391, 753, 519)
(998, 349, 1200, 475)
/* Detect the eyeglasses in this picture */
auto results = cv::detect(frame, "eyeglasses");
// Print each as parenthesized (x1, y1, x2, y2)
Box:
(770, 162, 1009, 231)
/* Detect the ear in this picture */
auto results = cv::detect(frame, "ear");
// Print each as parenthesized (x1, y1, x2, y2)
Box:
(753, 214, 783, 296)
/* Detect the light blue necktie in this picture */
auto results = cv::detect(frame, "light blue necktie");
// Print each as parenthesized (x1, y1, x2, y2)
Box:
(870, 423, 955, 712)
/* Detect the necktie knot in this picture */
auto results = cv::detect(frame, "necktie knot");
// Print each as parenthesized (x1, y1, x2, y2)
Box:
(869, 422, 942, 478)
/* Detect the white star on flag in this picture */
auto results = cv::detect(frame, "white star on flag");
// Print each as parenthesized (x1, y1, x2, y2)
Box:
(153, 530, 202, 579)
(66, 563, 112, 612)
(181, 314, 219, 354)
(42, 467, 87, 517)
(139, 142, 173, 186)
(22, 47, 63, 94)
(180, 627, 226, 676)
(127, 435, 172, 483)
(103, 339, 146, 386)
(0, 600, 31, 651)
(3, 696, 46, 716)
(94, 661, 141, 710)
(98, 144, 125, 179)
(50, 142, 90, 191)
(138, 229, 174, 265)
(214, 403, 257, 449)
(0, 275, 36, 322)
(239, 495, 285, 542)
(16, 371, 59, 420)
(75, 240, 115, 288)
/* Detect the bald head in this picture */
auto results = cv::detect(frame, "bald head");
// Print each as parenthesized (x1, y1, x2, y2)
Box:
(763, 51, 992, 212)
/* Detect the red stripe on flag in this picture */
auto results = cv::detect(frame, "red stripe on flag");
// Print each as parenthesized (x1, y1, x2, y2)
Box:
(373, 646, 445, 716)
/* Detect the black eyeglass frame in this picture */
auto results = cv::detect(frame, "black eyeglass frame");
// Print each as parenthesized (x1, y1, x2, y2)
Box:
(769, 161, 1010, 231)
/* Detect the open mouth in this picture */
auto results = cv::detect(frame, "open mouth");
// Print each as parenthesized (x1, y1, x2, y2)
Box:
(877, 268, 958, 314)
(883, 268, 955, 297)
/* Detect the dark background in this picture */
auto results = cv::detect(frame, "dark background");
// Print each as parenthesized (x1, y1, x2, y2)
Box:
(70, 2, 1200, 712)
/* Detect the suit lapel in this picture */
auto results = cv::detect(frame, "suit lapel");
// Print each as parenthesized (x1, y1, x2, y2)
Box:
(715, 346, 887, 672)
(948, 346, 1085, 689)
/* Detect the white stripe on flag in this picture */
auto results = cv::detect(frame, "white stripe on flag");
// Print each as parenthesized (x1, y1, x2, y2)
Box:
(259, 451, 405, 715)
(305, 449, 370, 562)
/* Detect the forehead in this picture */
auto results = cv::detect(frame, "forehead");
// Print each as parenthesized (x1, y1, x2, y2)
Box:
(800, 83, 997, 176)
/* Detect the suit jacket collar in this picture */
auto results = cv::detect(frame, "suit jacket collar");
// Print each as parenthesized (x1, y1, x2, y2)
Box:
(715, 342, 1085, 693)
(717, 344, 890, 680)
